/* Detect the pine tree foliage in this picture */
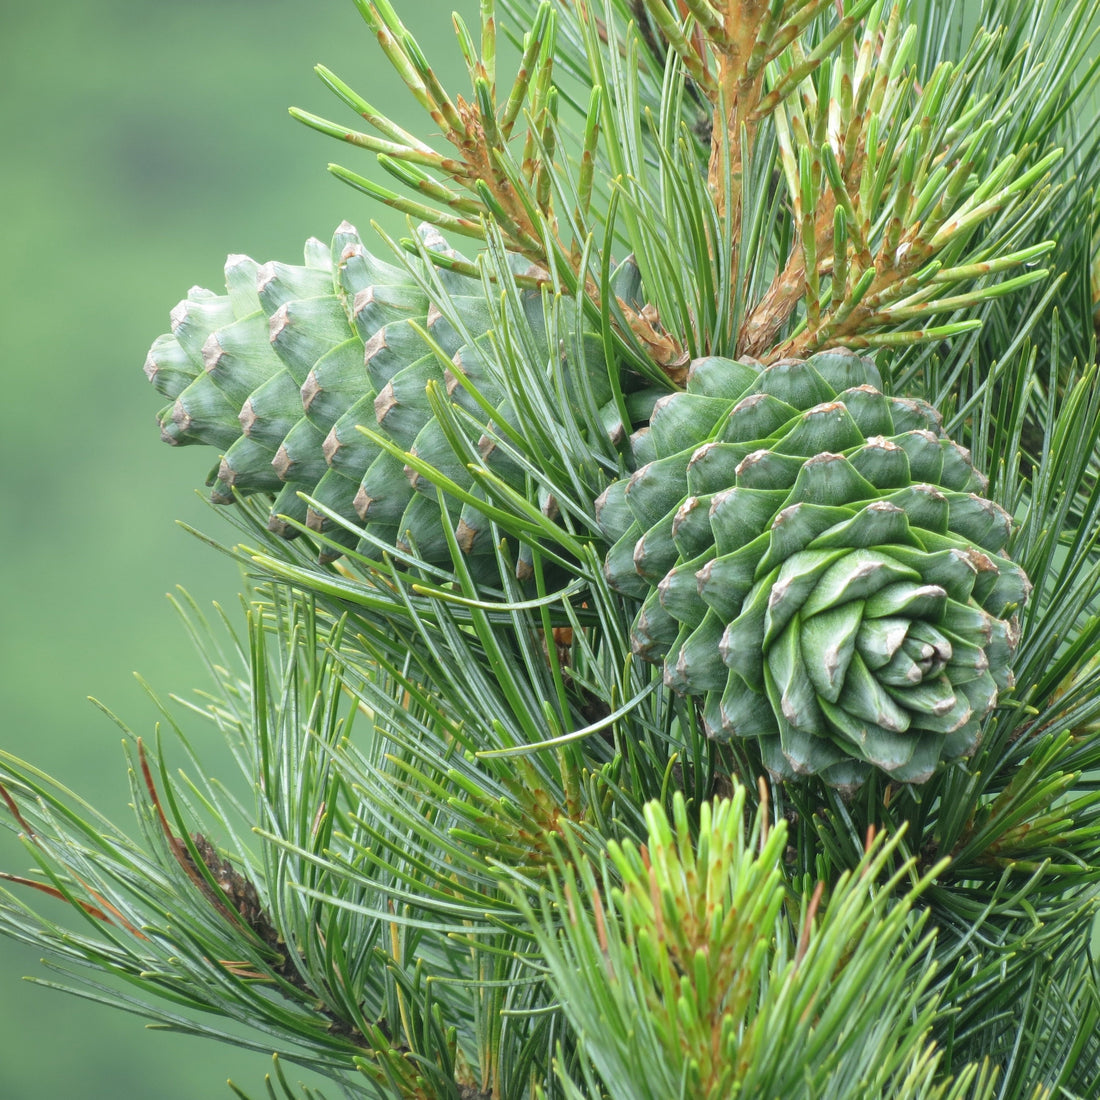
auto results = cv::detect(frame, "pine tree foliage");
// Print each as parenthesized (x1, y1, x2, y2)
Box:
(5, 1, 1100, 1097)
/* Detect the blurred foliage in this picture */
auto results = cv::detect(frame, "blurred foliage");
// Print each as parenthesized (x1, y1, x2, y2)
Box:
(0, 1, 468, 1096)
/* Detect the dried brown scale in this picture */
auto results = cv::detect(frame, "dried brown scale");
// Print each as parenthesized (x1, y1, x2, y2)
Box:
(182, 835, 279, 948)
(739, 188, 850, 358)
(185, 834, 383, 1045)
(740, 121, 873, 355)
(133, 746, 373, 1043)
(770, 232, 937, 361)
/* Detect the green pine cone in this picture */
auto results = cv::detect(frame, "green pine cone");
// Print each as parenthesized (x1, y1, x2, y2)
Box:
(596, 350, 1030, 790)
(145, 222, 627, 574)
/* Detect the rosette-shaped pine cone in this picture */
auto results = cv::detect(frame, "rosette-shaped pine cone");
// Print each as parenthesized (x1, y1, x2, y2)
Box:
(596, 350, 1029, 789)
(145, 222, 635, 576)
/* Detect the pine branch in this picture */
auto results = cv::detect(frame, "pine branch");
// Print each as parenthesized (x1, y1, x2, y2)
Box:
(517, 785, 997, 1100)
(9, 2, 1100, 1097)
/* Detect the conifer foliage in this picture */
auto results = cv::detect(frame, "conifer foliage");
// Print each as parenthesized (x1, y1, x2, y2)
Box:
(5, 1, 1100, 1096)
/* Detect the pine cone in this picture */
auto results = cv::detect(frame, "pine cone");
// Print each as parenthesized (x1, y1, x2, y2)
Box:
(145, 222, 631, 574)
(596, 350, 1030, 789)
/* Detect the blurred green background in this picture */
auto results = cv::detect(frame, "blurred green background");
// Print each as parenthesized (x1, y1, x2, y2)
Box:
(0, 1, 473, 1095)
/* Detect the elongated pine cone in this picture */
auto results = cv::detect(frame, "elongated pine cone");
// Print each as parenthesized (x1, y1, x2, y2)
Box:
(596, 350, 1029, 789)
(145, 222, 634, 576)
